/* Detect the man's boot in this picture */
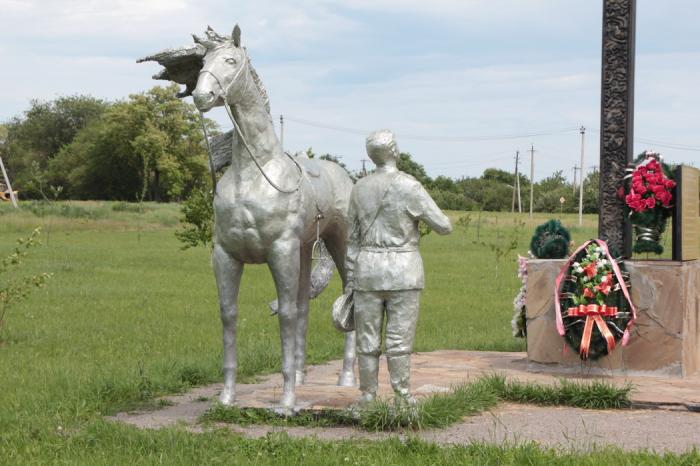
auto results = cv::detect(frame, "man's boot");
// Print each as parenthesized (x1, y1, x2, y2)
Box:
(357, 354, 379, 405)
(387, 354, 416, 408)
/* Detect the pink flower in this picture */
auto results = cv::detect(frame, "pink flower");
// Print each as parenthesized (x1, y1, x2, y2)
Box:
(583, 288, 595, 299)
(644, 197, 656, 209)
(651, 185, 665, 196)
(664, 179, 676, 189)
(633, 182, 647, 194)
(658, 191, 672, 207)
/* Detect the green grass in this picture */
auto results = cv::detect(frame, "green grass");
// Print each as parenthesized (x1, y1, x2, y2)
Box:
(202, 375, 632, 432)
(0, 201, 683, 463)
(495, 376, 634, 410)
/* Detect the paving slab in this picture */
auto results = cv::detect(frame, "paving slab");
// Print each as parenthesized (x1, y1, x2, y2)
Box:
(110, 351, 700, 452)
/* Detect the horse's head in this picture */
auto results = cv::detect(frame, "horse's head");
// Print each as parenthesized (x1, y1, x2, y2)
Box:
(191, 25, 249, 112)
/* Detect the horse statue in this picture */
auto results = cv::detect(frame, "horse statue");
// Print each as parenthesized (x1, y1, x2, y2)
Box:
(138, 24, 356, 413)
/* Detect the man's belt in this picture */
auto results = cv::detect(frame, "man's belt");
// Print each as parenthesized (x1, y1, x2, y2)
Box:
(360, 246, 418, 253)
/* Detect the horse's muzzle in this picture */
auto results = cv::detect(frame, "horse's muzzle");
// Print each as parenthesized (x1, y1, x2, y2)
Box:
(192, 90, 219, 112)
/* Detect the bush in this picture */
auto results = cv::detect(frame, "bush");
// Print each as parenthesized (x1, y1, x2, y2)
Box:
(175, 187, 214, 249)
(0, 229, 52, 339)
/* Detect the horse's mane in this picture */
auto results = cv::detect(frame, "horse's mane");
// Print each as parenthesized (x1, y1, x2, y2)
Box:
(198, 27, 271, 116)
(245, 53, 271, 116)
(139, 26, 271, 116)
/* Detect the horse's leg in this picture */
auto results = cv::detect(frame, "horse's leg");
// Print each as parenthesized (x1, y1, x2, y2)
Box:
(212, 243, 244, 405)
(294, 243, 313, 385)
(324, 231, 357, 387)
(268, 238, 300, 413)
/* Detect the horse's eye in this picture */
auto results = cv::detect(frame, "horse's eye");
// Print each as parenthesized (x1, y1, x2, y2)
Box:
(225, 58, 237, 65)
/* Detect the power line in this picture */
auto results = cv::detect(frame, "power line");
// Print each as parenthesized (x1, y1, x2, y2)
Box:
(283, 116, 579, 142)
(635, 138, 700, 152)
(587, 128, 700, 152)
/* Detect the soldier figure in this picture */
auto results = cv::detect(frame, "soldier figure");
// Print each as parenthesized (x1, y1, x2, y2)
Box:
(345, 130, 452, 406)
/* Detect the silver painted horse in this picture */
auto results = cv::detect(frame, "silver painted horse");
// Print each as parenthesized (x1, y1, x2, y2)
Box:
(139, 25, 356, 412)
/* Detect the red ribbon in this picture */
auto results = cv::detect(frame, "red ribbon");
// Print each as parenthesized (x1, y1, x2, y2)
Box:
(566, 305, 618, 359)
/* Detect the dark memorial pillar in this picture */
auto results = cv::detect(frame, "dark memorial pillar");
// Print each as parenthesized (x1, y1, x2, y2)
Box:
(599, 0, 636, 257)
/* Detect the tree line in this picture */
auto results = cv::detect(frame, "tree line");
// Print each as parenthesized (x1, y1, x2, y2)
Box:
(1, 85, 212, 202)
(1, 86, 599, 212)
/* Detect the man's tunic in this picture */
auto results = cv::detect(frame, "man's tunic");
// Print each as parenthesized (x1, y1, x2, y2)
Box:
(345, 169, 452, 292)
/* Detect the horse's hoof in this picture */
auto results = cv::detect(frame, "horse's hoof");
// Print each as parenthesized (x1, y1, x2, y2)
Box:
(272, 406, 295, 417)
(280, 392, 295, 412)
(337, 371, 356, 387)
(219, 387, 236, 406)
(295, 370, 305, 386)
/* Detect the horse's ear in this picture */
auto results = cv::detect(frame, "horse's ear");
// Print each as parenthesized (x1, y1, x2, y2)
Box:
(232, 24, 241, 47)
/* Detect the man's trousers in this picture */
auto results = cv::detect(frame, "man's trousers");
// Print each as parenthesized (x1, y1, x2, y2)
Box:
(354, 290, 420, 397)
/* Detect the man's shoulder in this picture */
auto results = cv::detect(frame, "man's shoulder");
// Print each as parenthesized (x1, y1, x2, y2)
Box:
(396, 171, 420, 184)
(353, 170, 421, 194)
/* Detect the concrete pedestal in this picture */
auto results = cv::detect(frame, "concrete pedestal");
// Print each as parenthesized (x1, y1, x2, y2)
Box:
(526, 259, 700, 377)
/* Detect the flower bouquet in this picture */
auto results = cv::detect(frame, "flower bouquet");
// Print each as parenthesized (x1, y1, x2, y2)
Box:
(555, 240, 637, 360)
(511, 255, 528, 338)
(621, 151, 676, 255)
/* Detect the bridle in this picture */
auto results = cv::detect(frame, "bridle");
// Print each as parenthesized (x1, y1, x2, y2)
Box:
(196, 50, 324, 258)
(197, 54, 302, 195)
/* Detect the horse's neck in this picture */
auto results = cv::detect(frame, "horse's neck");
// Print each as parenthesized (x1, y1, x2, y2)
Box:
(228, 75, 282, 174)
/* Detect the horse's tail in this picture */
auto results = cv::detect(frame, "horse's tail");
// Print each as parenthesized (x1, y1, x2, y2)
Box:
(268, 241, 335, 315)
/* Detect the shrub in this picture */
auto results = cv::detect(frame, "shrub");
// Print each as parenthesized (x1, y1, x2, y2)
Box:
(0, 229, 52, 339)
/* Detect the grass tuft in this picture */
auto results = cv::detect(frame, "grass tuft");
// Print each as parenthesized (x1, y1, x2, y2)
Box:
(201, 375, 634, 432)
(491, 374, 634, 409)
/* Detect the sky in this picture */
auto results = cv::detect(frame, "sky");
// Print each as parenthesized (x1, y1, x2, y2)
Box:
(1, 0, 699, 182)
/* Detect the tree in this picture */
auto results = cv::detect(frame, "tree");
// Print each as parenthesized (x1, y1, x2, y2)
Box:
(482, 168, 515, 185)
(397, 152, 431, 186)
(431, 175, 458, 193)
(49, 85, 212, 201)
(581, 169, 600, 214)
(533, 170, 572, 213)
(1, 96, 108, 198)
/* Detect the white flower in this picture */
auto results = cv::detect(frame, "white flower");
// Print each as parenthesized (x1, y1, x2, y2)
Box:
(575, 267, 584, 274)
(572, 262, 580, 268)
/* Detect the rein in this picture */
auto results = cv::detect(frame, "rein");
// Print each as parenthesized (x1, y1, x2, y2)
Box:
(197, 61, 302, 195)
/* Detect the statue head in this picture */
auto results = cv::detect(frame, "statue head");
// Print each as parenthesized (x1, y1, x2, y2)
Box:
(366, 130, 399, 167)
(191, 25, 250, 112)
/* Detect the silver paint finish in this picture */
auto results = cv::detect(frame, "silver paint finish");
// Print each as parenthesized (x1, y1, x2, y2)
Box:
(140, 26, 356, 413)
(346, 130, 452, 402)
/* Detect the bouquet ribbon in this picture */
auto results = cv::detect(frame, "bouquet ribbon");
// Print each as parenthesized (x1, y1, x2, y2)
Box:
(554, 239, 638, 355)
(566, 304, 618, 359)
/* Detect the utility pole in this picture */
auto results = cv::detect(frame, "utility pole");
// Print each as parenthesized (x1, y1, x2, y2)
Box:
(512, 151, 518, 213)
(578, 126, 585, 226)
(516, 153, 522, 213)
(279, 114, 284, 151)
(572, 165, 579, 196)
(529, 144, 535, 218)
(511, 150, 523, 213)
(360, 158, 369, 177)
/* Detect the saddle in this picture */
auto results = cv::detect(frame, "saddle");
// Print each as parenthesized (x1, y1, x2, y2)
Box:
(208, 129, 331, 212)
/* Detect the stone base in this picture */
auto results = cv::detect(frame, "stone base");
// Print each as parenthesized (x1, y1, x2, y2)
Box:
(526, 259, 700, 377)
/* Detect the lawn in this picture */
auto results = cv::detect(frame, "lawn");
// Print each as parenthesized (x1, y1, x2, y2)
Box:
(1, 201, 692, 464)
